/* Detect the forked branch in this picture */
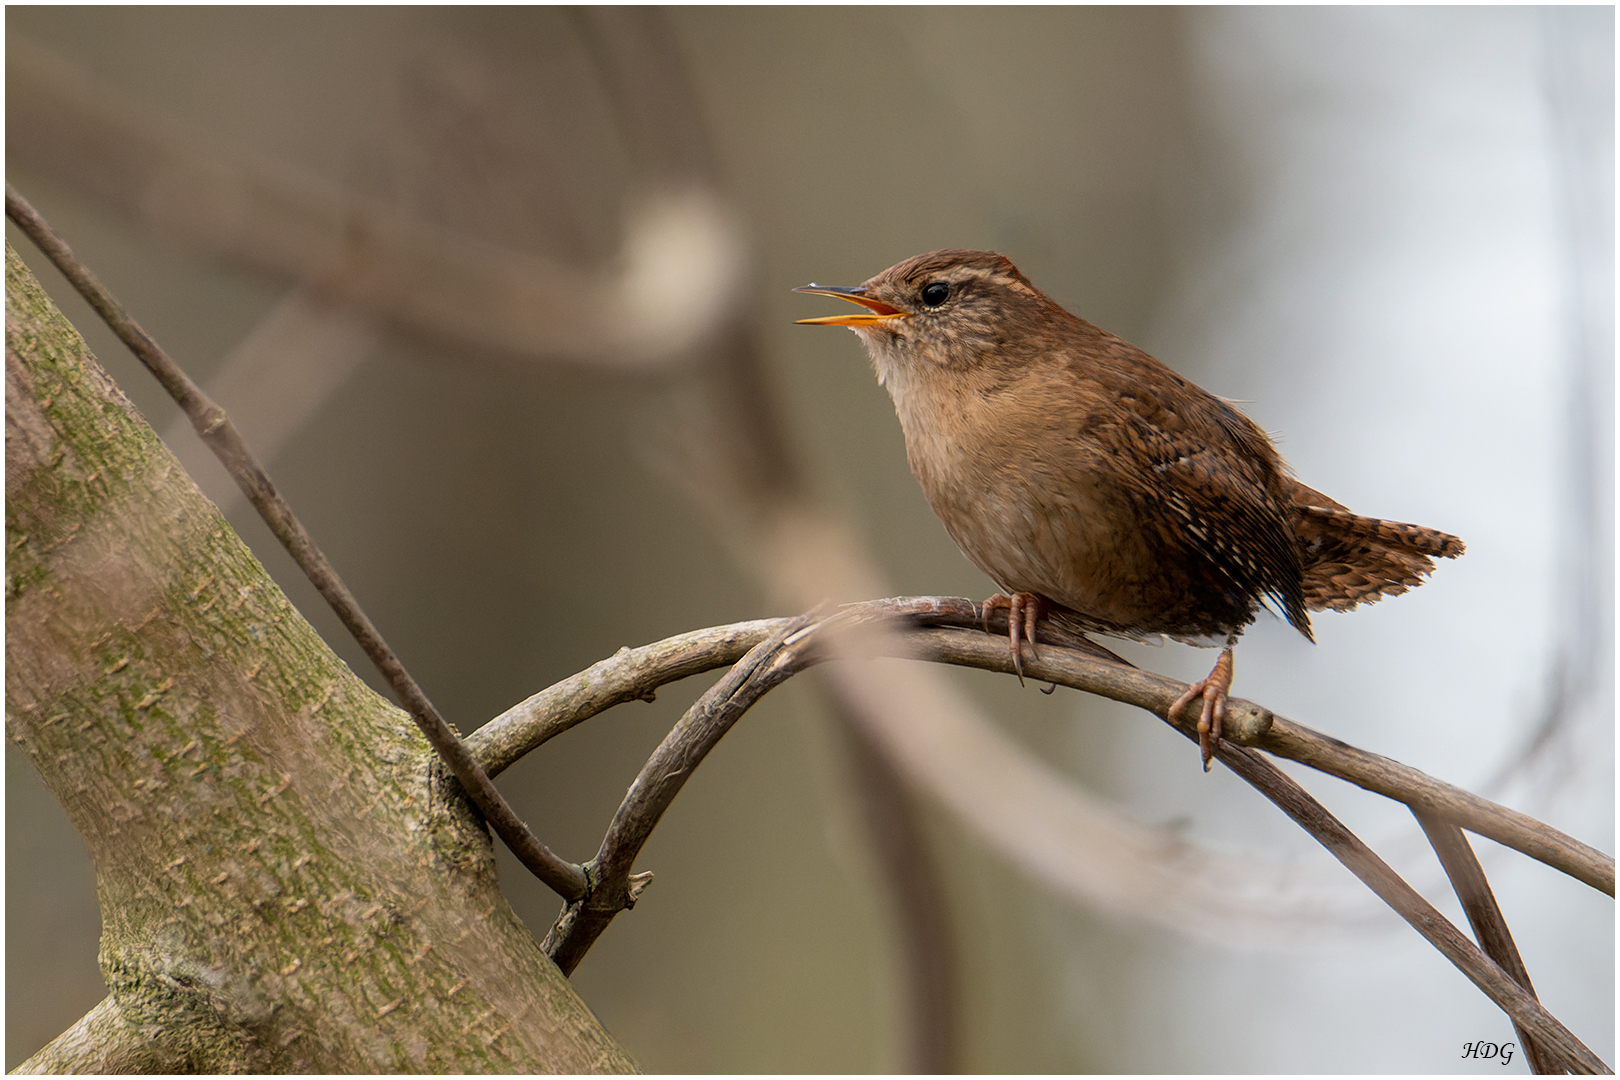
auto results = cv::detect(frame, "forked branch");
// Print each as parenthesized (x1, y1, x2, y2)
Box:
(543, 613, 820, 974)
(469, 598, 1614, 896)
(1417, 813, 1562, 1074)
(503, 598, 1610, 1072)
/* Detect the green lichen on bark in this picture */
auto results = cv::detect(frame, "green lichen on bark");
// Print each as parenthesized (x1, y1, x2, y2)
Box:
(5, 243, 637, 1073)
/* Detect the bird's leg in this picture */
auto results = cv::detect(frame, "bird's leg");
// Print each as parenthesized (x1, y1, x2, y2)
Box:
(1169, 641, 1236, 772)
(981, 592, 1041, 685)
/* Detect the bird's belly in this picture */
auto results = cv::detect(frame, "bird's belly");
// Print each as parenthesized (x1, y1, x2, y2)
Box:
(896, 379, 1254, 639)
(925, 464, 1172, 633)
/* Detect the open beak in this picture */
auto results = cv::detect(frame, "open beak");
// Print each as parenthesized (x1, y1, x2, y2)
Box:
(793, 284, 909, 326)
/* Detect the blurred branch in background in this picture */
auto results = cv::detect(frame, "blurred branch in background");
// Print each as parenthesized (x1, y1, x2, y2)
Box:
(160, 289, 376, 512)
(563, 16, 975, 1069)
(831, 687, 960, 1077)
(6, 34, 744, 366)
(1489, 8, 1616, 806)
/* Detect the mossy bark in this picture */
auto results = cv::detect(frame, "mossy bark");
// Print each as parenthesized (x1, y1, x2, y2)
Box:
(4, 243, 638, 1073)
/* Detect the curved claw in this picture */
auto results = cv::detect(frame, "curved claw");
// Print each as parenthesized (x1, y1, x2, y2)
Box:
(982, 592, 1042, 685)
(1168, 646, 1235, 772)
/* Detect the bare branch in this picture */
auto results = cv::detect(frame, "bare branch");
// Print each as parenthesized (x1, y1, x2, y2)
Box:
(1417, 814, 1562, 1075)
(1257, 722, 1613, 898)
(901, 617, 1616, 896)
(159, 289, 377, 513)
(468, 618, 786, 777)
(469, 599, 1614, 899)
(466, 598, 1120, 776)
(544, 614, 820, 974)
(1219, 747, 1607, 1074)
(6, 187, 588, 902)
(507, 598, 1609, 1069)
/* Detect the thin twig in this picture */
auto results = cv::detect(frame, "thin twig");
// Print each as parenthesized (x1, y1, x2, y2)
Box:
(468, 618, 786, 776)
(6, 184, 588, 902)
(902, 620, 1616, 896)
(1416, 813, 1562, 1075)
(544, 614, 819, 974)
(1222, 746, 1606, 1074)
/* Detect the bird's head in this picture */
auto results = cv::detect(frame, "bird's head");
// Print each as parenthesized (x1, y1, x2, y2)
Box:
(795, 249, 1063, 389)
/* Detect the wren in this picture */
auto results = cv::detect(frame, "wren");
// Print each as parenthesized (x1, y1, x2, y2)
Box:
(796, 249, 1464, 769)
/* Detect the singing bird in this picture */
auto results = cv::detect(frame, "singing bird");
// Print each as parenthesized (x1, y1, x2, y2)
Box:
(797, 249, 1463, 768)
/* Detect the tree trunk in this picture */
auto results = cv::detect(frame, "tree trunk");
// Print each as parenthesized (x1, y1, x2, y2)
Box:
(4, 242, 638, 1073)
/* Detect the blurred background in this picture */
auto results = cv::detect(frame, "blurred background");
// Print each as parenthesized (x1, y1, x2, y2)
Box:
(6, 7, 1612, 1072)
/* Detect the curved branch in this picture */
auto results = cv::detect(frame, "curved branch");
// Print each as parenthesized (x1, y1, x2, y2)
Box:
(519, 599, 1610, 1070)
(1216, 746, 1608, 1074)
(468, 618, 786, 777)
(470, 597, 1615, 898)
(464, 597, 1119, 773)
(543, 614, 820, 974)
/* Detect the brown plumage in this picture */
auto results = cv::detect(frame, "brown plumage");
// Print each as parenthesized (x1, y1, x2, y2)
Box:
(1287, 480, 1464, 612)
(797, 249, 1463, 768)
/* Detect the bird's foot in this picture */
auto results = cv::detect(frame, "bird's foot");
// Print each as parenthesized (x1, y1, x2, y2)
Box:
(981, 592, 1041, 685)
(1169, 645, 1235, 772)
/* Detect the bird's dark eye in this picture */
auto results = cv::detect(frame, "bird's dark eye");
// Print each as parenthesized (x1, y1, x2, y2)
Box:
(920, 281, 951, 308)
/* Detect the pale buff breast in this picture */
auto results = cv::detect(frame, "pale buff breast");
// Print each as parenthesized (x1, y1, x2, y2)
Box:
(884, 361, 1162, 629)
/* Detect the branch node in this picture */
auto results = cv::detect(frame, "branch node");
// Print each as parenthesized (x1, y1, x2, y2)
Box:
(1224, 700, 1274, 743)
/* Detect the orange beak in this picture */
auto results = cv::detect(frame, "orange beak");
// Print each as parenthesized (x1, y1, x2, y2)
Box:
(793, 284, 909, 326)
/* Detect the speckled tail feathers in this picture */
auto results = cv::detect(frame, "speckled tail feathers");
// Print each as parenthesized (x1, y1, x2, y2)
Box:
(1287, 481, 1465, 613)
